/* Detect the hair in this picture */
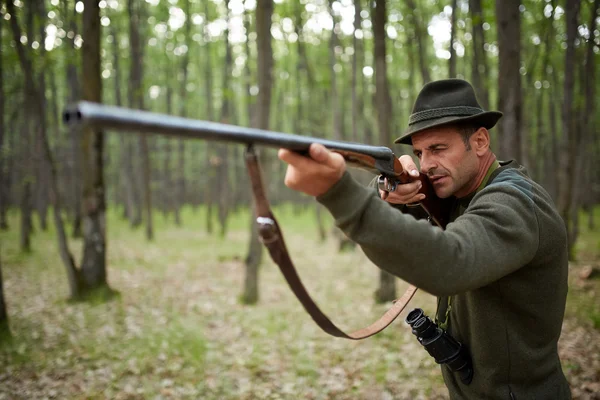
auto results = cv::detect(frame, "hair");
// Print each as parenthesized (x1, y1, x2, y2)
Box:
(455, 123, 480, 150)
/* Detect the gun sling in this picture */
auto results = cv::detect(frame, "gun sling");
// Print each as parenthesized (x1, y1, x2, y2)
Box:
(245, 145, 418, 340)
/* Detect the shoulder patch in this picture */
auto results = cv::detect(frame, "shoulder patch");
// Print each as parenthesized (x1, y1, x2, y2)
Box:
(487, 169, 535, 201)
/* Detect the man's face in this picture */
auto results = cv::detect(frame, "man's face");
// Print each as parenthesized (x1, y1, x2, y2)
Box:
(411, 126, 479, 199)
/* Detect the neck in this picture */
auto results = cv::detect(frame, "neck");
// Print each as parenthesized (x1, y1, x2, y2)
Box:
(456, 150, 497, 198)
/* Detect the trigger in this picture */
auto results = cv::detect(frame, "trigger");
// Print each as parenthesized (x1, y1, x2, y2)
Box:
(377, 175, 397, 192)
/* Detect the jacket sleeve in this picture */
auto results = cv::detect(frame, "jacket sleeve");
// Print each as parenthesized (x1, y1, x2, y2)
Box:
(316, 171, 540, 297)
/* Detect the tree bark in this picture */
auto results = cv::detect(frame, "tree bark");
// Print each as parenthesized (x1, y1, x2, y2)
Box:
(34, 0, 50, 232)
(405, 0, 431, 84)
(567, 0, 597, 256)
(204, 0, 215, 233)
(328, 0, 342, 141)
(0, 18, 7, 230)
(351, 0, 364, 143)
(495, 0, 522, 162)
(469, 0, 489, 110)
(127, 0, 153, 241)
(448, 0, 458, 77)
(243, 0, 273, 305)
(556, 0, 581, 259)
(175, 0, 191, 226)
(0, 250, 9, 340)
(64, 0, 83, 237)
(80, 0, 108, 290)
(372, 0, 396, 303)
(217, 0, 232, 237)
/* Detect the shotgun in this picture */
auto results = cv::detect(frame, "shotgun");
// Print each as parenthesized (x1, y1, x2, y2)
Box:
(63, 101, 450, 228)
(63, 101, 451, 339)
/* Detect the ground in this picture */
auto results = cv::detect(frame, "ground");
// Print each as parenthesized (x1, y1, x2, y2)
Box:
(0, 206, 599, 399)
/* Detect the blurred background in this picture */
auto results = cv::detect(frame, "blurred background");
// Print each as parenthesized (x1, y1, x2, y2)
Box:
(0, 0, 599, 399)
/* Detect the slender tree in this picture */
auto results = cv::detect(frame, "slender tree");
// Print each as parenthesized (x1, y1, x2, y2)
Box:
(405, 0, 431, 84)
(372, 0, 397, 303)
(64, 0, 83, 237)
(495, 0, 522, 162)
(448, 0, 458, 77)
(469, 0, 489, 111)
(242, 0, 274, 304)
(217, 0, 232, 237)
(0, 12, 6, 231)
(556, 0, 582, 259)
(80, 0, 110, 291)
(0, 250, 9, 340)
(128, 0, 153, 241)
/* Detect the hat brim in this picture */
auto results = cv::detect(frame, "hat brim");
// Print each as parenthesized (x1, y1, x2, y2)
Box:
(394, 111, 503, 145)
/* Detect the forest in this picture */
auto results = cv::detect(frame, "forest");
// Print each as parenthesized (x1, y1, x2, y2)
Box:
(0, 0, 599, 398)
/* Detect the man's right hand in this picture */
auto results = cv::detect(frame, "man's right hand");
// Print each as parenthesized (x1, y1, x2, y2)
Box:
(379, 155, 426, 205)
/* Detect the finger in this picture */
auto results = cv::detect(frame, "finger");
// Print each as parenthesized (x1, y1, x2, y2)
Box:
(278, 148, 311, 167)
(309, 143, 345, 168)
(399, 155, 420, 177)
(386, 193, 426, 205)
(379, 190, 389, 200)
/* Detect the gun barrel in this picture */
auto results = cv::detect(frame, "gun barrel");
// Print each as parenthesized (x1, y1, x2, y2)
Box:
(63, 101, 397, 175)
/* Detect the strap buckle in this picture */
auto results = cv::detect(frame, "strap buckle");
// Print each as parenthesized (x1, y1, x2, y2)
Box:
(256, 216, 279, 244)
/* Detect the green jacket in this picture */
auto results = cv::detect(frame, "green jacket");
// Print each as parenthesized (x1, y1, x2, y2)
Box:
(317, 160, 571, 399)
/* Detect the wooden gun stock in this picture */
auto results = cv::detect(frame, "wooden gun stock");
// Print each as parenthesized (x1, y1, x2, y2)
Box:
(332, 149, 452, 229)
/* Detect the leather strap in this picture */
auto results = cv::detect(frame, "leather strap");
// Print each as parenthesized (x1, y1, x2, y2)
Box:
(245, 146, 418, 340)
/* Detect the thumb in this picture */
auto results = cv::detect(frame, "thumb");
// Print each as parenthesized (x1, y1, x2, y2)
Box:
(399, 154, 420, 177)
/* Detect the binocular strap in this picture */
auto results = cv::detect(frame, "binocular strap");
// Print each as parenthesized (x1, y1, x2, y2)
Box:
(245, 146, 418, 340)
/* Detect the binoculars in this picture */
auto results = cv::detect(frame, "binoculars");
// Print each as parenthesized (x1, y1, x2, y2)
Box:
(406, 308, 474, 385)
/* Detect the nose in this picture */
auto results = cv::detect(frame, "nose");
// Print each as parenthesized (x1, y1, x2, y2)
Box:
(419, 154, 437, 176)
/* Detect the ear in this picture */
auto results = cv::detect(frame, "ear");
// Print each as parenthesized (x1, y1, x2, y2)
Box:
(470, 128, 490, 156)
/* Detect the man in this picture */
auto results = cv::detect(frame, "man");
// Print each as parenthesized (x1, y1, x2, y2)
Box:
(278, 79, 571, 399)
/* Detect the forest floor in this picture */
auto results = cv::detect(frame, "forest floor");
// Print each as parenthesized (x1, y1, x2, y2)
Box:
(0, 206, 599, 400)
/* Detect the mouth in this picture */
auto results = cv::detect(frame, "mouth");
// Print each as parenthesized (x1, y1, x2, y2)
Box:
(429, 175, 447, 185)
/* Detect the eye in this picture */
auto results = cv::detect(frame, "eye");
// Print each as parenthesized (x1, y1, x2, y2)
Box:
(414, 151, 422, 159)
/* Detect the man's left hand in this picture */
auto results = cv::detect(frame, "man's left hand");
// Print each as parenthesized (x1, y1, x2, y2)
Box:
(278, 143, 346, 197)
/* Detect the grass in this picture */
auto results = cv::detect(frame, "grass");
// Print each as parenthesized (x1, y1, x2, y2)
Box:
(0, 205, 599, 399)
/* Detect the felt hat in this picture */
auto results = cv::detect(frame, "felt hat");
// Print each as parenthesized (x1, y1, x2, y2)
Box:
(394, 79, 503, 145)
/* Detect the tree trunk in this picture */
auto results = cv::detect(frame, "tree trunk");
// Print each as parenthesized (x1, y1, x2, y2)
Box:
(35, 0, 50, 232)
(448, 0, 458, 77)
(496, 0, 522, 162)
(1, 115, 14, 230)
(351, 0, 364, 143)
(328, 0, 342, 141)
(217, 0, 232, 237)
(80, 0, 108, 290)
(372, 0, 397, 303)
(20, 160, 33, 253)
(127, 0, 153, 240)
(163, 84, 173, 218)
(405, 0, 431, 84)
(539, 1, 557, 198)
(204, 0, 215, 233)
(175, 0, 191, 226)
(469, 0, 489, 111)
(0, 250, 9, 340)
(242, 0, 273, 305)
(63, 0, 83, 237)
(0, 20, 7, 230)
(567, 0, 597, 256)
(556, 0, 581, 259)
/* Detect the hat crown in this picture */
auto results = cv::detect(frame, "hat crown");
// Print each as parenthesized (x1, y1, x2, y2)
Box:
(394, 78, 502, 145)
(411, 79, 483, 114)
